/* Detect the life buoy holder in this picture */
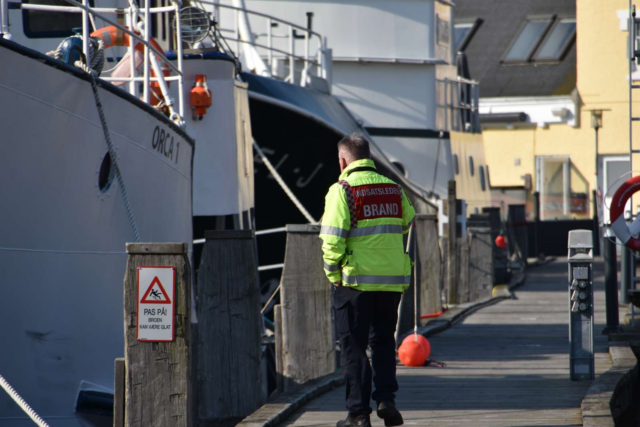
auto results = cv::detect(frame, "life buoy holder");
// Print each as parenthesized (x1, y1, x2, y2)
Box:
(610, 175, 640, 250)
(90, 26, 169, 105)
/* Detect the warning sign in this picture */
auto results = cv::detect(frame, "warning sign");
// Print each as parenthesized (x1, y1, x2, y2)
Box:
(137, 266, 175, 342)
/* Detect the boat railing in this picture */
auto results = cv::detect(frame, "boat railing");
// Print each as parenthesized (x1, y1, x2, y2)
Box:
(196, 0, 331, 86)
(436, 76, 481, 134)
(1, 0, 186, 124)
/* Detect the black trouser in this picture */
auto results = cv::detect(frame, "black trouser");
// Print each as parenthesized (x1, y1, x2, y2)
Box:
(332, 286, 402, 417)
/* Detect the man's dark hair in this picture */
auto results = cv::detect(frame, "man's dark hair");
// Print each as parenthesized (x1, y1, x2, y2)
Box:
(337, 133, 371, 161)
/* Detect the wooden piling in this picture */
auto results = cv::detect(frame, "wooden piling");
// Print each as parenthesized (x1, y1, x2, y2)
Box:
(196, 230, 263, 422)
(397, 226, 418, 336)
(277, 224, 336, 390)
(457, 236, 471, 303)
(414, 214, 443, 320)
(114, 358, 125, 427)
(274, 305, 284, 394)
(447, 181, 458, 304)
(123, 243, 192, 427)
(508, 204, 529, 263)
(467, 228, 494, 301)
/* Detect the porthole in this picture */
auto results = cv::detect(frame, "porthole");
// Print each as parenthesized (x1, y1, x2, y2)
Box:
(98, 152, 115, 193)
(468, 156, 475, 176)
(479, 166, 486, 191)
(453, 154, 459, 175)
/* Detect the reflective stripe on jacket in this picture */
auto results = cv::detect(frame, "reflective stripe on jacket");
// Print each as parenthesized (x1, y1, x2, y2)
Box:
(319, 159, 416, 292)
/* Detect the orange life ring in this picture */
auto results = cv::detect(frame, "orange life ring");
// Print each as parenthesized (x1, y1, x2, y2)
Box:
(610, 175, 640, 250)
(91, 26, 169, 104)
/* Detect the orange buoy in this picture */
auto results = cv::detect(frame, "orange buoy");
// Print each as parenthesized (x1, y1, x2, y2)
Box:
(402, 334, 431, 360)
(398, 340, 427, 367)
(495, 234, 507, 249)
(91, 26, 170, 106)
(190, 74, 212, 120)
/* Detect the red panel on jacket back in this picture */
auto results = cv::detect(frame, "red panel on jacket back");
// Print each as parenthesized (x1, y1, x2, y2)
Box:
(351, 184, 403, 221)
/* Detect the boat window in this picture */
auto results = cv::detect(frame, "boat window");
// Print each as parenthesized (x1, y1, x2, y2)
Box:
(503, 19, 551, 62)
(479, 166, 486, 191)
(468, 156, 475, 176)
(453, 154, 459, 175)
(454, 19, 482, 52)
(23, 0, 94, 39)
(534, 19, 576, 61)
(455, 23, 473, 50)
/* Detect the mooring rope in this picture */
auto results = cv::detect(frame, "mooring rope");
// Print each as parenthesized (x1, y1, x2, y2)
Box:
(252, 139, 317, 224)
(87, 73, 142, 242)
(45, 34, 141, 241)
(46, 35, 105, 76)
(0, 374, 50, 427)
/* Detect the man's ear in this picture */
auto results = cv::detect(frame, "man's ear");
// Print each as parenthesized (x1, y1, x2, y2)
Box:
(339, 156, 348, 172)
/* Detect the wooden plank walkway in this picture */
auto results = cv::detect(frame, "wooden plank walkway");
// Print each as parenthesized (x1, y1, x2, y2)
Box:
(280, 259, 612, 427)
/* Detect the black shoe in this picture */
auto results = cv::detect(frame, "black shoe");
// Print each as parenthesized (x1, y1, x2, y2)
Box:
(336, 415, 371, 427)
(377, 401, 404, 426)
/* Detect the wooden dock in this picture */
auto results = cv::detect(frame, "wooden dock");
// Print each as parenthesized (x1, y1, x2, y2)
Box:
(279, 259, 612, 427)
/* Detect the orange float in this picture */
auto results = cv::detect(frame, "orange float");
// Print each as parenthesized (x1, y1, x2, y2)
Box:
(398, 340, 426, 367)
(402, 334, 431, 360)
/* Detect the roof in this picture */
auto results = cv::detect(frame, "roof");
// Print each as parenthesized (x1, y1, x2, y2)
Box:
(455, 0, 576, 98)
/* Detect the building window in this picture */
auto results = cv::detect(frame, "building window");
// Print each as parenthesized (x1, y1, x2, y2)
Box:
(479, 166, 486, 191)
(453, 154, 460, 175)
(468, 156, 475, 176)
(503, 16, 576, 64)
(504, 19, 552, 62)
(536, 157, 589, 220)
(454, 19, 482, 52)
(534, 19, 576, 61)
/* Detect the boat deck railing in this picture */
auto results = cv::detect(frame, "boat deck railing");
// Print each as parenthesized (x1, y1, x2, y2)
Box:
(1, 0, 186, 123)
(437, 76, 481, 133)
(196, 1, 331, 86)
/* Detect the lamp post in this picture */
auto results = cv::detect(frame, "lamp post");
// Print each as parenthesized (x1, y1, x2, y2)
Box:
(591, 110, 603, 177)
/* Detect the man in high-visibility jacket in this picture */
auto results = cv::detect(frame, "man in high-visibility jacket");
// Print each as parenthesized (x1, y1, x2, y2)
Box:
(320, 133, 415, 427)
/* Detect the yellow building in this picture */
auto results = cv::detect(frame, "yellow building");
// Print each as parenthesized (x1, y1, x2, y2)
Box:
(456, 0, 636, 223)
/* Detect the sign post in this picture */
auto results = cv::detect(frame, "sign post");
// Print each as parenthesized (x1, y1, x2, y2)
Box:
(123, 243, 192, 427)
(567, 230, 595, 381)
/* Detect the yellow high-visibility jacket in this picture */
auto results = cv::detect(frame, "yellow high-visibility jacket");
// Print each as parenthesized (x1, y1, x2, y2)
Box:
(319, 158, 416, 292)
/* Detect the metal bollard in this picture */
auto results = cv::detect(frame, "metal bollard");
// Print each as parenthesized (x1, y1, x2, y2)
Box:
(567, 230, 595, 381)
(603, 228, 619, 332)
(621, 246, 631, 305)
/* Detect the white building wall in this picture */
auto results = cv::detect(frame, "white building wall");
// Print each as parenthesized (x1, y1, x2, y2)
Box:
(332, 62, 436, 129)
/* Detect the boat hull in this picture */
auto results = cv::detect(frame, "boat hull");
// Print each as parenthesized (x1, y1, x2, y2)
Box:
(0, 40, 194, 426)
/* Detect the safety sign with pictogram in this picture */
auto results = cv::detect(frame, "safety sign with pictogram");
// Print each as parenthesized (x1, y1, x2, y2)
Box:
(137, 266, 175, 342)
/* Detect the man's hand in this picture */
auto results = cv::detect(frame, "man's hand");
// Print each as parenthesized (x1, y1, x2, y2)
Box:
(333, 282, 342, 287)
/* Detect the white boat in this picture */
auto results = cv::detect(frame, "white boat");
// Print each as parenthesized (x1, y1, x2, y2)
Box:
(0, 1, 254, 425)
(213, 0, 491, 212)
